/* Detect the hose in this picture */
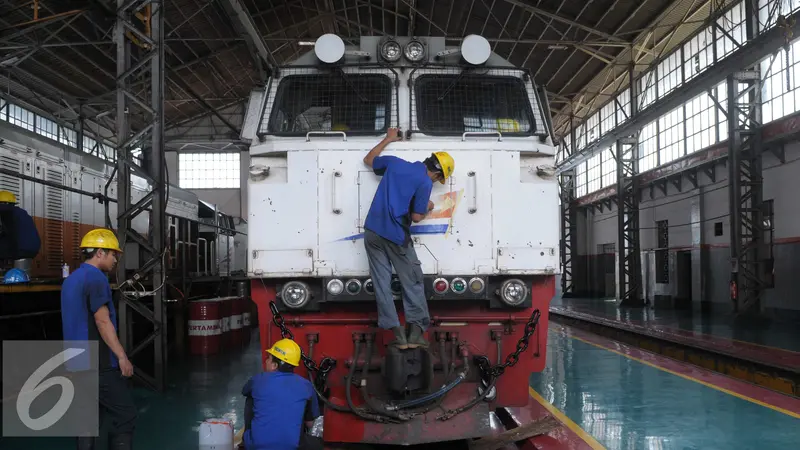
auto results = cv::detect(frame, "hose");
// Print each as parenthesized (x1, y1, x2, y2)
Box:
(387, 368, 467, 411)
(437, 365, 496, 422)
(439, 338, 449, 379)
(358, 337, 411, 421)
(345, 340, 397, 424)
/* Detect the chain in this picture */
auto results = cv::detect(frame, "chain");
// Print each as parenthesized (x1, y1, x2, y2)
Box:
(480, 308, 541, 379)
(268, 300, 335, 374)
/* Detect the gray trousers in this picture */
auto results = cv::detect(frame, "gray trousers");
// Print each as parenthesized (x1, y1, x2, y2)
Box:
(364, 229, 431, 330)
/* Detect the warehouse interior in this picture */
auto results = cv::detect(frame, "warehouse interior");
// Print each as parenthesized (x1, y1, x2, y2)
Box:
(0, 0, 799, 449)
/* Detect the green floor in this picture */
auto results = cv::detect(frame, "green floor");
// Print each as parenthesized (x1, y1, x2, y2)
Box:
(1, 332, 261, 450)
(530, 326, 800, 450)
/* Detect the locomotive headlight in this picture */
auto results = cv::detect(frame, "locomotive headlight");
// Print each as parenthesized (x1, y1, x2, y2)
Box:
(404, 40, 425, 62)
(280, 281, 311, 308)
(380, 40, 402, 62)
(498, 279, 527, 306)
(326, 279, 344, 295)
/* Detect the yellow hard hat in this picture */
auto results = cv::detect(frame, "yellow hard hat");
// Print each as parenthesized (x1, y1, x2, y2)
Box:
(266, 338, 301, 366)
(0, 190, 16, 204)
(432, 151, 454, 184)
(80, 228, 123, 252)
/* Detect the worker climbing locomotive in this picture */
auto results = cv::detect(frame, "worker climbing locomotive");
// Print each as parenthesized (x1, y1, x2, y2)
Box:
(245, 33, 560, 446)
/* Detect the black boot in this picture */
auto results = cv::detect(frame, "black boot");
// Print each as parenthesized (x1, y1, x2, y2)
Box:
(406, 324, 429, 349)
(389, 326, 409, 350)
(108, 433, 133, 450)
(77, 437, 96, 450)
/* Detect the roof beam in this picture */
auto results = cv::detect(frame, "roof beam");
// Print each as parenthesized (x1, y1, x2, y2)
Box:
(218, 0, 279, 73)
(556, 9, 800, 173)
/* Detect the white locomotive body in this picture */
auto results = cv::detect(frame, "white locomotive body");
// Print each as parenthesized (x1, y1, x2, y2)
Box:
(247, 36, 560, 296)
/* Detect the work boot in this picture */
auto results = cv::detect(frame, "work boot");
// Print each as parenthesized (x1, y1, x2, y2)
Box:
(406, 324, 429, 349)
(389, 326, 409, 350)
(108, 433, 133, 450)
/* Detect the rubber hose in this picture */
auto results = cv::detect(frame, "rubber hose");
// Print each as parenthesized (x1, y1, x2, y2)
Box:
(345, 340, 395, 423)
(391, 360, 469, 411)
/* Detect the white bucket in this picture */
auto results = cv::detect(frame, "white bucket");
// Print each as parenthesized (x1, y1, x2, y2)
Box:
(198, 418, 233, 450)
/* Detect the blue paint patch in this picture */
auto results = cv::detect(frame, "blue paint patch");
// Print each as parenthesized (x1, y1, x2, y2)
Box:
(338, 224, 449, 242)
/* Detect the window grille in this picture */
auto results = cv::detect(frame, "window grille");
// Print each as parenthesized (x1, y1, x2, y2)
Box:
(409, 67, 544, 137)
(260, 66, 397, 136)
(179, 152, 240, 189)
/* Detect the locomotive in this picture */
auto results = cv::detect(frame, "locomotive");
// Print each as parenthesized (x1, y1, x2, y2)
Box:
(246, 34, 559, 445)
(0, 131, 243, 284)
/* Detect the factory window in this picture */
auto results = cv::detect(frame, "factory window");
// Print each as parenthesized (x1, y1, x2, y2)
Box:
(8, 104, 34, 131)
(585, 112, 600, 145)
(615, 90, 631, 126)
(37, 116, 58, 141)
(600, 100, 615, 136)
(638, 121, 658, 172)
(656, 220, 669, 284)
(267, 73, 392, 135)
(658, 106, 685, 165)
(683, 27, 713, 82)
(638, 70, 657, 110)
(684, 89, 718, 154)
(601, 147, 617, 189)
(179, 152, 240, 189)
(715, 1, 747, 60)
(758, 0, 800, 33)
(585, 153, 602, 194)
(414, 75, 535, 136)
(657, 51, 682, 99)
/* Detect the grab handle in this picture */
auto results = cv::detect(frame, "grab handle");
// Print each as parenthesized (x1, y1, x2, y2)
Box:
(332, 171, 342, 215)
(306, 131, 347, 142)
(462, 131, 502, 142)
(468, 171, 477, 214)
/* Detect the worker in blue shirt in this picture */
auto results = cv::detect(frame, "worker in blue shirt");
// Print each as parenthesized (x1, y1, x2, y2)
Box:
(0, 190, 41, 260)
(241, 338, 322, 450)
(61, 228, 136, 450)
(362, 127, 455, 350)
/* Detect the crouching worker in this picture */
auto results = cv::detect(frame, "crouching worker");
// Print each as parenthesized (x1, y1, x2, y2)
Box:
(241, 338, 323, 450)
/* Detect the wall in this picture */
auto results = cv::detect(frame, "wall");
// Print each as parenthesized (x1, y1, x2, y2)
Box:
(574, 141, 800, 319)
(165, 150, 249, 218)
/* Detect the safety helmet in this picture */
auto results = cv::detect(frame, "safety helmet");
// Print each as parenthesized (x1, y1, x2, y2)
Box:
(266, 338, 301, 367)
(3, 268, 29, 284)
(0, 190, 16, 204)
(431, 151, 454, 184)
(80, 229, 123, 253)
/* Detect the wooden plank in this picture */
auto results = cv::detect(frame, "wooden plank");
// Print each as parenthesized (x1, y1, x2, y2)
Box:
(468, 416, 561, 450)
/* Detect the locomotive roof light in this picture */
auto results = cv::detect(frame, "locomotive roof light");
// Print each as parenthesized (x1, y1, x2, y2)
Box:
(460, 34, 491, 65)
(498, 279, 528, 306)
(404, 39, 426, 62)
(314, 33, 345, 64)
(280, 281, 311, 308)
(379, 38, 402, 62)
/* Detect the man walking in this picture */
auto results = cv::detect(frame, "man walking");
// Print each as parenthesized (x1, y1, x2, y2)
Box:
(61, 229, 136, 450)
(362, 127, 454, 350)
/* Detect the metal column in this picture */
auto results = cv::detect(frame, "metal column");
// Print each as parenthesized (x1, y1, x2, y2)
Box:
(114, 0, 167, 392)
(559, 169, 576, 297)
(616, 63, 643, 306)
(726, 69, 765, 314)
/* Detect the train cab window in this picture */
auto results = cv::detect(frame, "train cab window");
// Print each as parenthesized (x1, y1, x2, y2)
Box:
(414, 74, 536, 136)
(267, 73, 393, 135)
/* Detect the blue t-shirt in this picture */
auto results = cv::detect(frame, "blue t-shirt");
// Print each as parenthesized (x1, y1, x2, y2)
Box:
(0, 204, 41, 260)
(60, 263, 119, 372)
(364, 155, 433, 246)
(242, 371, 321, 450)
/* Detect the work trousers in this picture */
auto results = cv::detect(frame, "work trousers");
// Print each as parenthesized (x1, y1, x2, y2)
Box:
(364, 229, 431, 330)
(76, 368, 137, 448)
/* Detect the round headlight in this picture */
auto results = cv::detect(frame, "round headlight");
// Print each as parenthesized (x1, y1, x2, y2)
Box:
(499, 279, 527, 306)
(451, 277, 467, 294)
(381, 40, 402, 62)
(326, 279, 343, 296)
(281, 281, 311, 308)
(404, 40, 425, 62)
(364, 279, 375, 294)
(390, 278, 402, 295)
(468, 277, 485, 294)
(345, 279, 362, 295)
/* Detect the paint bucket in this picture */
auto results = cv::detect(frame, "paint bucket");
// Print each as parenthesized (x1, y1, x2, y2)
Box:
(188, 299, 222, 356)
(198, 418, 233, 450)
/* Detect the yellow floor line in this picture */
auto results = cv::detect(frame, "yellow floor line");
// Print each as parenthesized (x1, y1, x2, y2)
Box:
(528, 386, 607, 450)
(559, 328, 800, 419)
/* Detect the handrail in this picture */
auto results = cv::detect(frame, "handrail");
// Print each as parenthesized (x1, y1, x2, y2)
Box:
(306, 131, 347, 142)
(462, 131, 502, 142)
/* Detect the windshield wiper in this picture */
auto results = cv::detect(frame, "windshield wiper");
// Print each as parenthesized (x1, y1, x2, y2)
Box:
(438, 69, 469, 101)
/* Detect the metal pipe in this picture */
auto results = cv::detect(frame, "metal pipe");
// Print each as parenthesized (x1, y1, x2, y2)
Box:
(287, 315, 533, 325)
